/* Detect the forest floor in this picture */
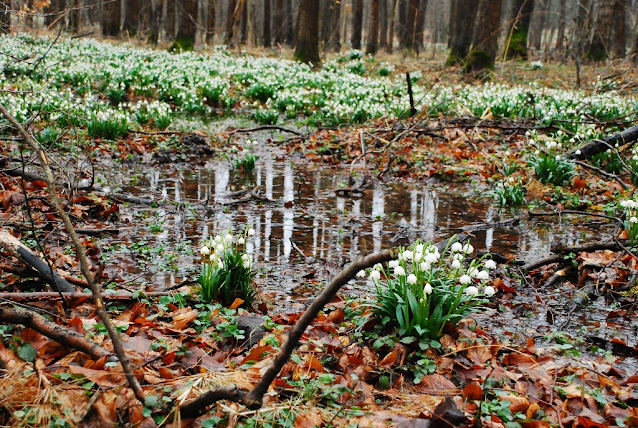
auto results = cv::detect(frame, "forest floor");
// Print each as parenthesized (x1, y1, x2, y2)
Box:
(0, 35, 638, 427)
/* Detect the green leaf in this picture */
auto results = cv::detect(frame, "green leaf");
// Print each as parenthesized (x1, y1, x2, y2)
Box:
(400, 336, 417, 345)
(18, 343, 37, 363)
(142, 407, 152, 418)
(290, 354, 302, 364)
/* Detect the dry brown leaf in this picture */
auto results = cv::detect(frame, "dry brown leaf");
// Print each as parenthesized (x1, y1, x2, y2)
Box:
(171, 307, 199, 330)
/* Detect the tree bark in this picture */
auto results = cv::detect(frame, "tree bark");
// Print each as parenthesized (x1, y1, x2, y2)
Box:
(554, 0, 565, 52)
(351, 0, 363, 49)
(585, 0, 614, 60)
(528, 0, 547, 54)
(386, 0, 399, 53)
(273, 0, 285, 44)
(379, 0, 388, 49)
(0, 1, 8, 34)
(503, 0, 535, 59)
(101, 0, 120, 36)
(263, 0, 271, 46)
(366, 0, 380, 54)
(196, 0, 208, 45)
(225, 0, 237, 44)
(464, 0, 502, 73)
(610, 0, 626, 57)
(447, 0, 479, 65)
(294, 0, 320, 63)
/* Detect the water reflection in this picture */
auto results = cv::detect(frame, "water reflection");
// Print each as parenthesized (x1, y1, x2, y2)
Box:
(107, 157, 615, 301)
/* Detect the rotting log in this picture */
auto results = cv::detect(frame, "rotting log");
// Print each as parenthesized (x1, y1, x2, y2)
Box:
(0, 291, 171, 302)
(0, 229, 75, 293)
(566, 123, 638, 161)
(0, 306, 110, 360)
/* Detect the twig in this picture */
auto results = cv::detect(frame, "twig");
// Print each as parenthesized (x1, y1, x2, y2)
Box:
(0, 291, 171, 302)
(0, 306, 110, 359)
(0, 103, 146, 403)
(230, 125, 305, 137)
(573, 159, 630, 190)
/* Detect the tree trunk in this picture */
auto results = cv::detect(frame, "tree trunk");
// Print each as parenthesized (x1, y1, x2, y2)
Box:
(386, 0, 398, 53)
(263, 0, 271, 46)
(196, 0, 208, 45)
(464, 0, 502, 73)
(447, 0, 479, 65)
(416, 0, 427, 51)
(240, 0, 248, 45)
(379, 0, 388, 49)
(173, 0, 198, 49)
(285, 0, 294, 44)
(366, 0, 380, 54)
(273, 0, 285, 44)
(398, 0, 407, 45)
(207, 0, 216, 42)
(294, 0, 320, 63)
(554, 0, 565, 52)
(403, 0, 419, 52)
(225, 0, 237, 44)
(351, 0, 363, 49)
(0, 1, 8, 34)
(101, 0, 120, 36)
(585, 0, 614, 60)
(503, 0, 535, 59)
(610, 0, 626, 57)
(528, 0, 547, 54)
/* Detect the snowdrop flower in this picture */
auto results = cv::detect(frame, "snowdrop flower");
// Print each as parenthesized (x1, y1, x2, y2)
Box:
(415, 244, 424, 253)
(200, 246, 210, 256)
(403, 250, 413, 260)
(247, 228, 256, 236)
(484, 259, 497, 270)
(477, 270, 490, 280)
(483, 285, 496, 297)
(621, 200, 631, 208)
(356, 270, 366, 278)
(214, 235, 222, 243)
(451, 259, 461, 270)
(463, 243, 474, 254)
(225, 233, 233, 243)
(373, 263, 383, 271)
(216, 243, 224, 252)
(459, 275, 472, 285)
(451, 242, 463, 252)
(217, 261, 224, 269)
(388, 260, 399, 269)
(414, 252, 423, 262)
(241, 254, 250, 261)
(394, 265, 406, 276)
(425, 253, 438, 264)
(465, 286, 479, 296)
(630, 216, 638, 224)
(237, 237, 245, 245)
(407, 274, 417, 284)
(243, 260, 251, 269)
(467, 267, 479, 277)
(370, 270, 381, 281)
(420, 261, 431, 271)
(424, 283, 432, 294)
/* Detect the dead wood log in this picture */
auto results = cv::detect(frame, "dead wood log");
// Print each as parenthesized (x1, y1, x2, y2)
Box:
(0, 306, 110, 359)
(179, 235, 466, 418)
(566, 123, 638, 161)
(0, 229, 75, 293)
(0, 291, 171, 302)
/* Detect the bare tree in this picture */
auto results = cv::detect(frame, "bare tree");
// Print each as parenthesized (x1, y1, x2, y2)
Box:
(351, 0, 363, 49)
(529, 0, 547, 54)
(585, 0, 614, 60)
(263, 0, 271, 46)
(0, 1, 9, 33)
(447, 0, 479, 65)
(294, 0, 319, 63)
(379, 0, 388, 49)
(503, 0, 535, 59)
(464, 0, 502, 73)
(367, 0, 380, 54)
(610, 0, 626, 57)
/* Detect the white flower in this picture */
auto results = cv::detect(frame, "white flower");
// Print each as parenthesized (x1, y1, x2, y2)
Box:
(575, 149, 581, 155)
(214, 235, 222, 243)
(420, 261, 431, 271)
(484, 260, 497, 270)
(459, 275, 472, 285)
(403, 250, 413, 260)
(247, 228, 256, 236)
(241, 253, 250, 261)
(373, 263, 383, 271)
(216, 243, 224, 252)
(414, 252, 423, 262)
(217, 261, 224, 269)
(394, 266, 406, 276)
(630, 217, 638, 224)
(225, 233, 233, 243)
(415, 244, 424, 253)
(451, 259, 461, 270)
(465, 286, 479, 296)
(483, 285, 496, 297)
(356, 270, 366, 278)
(237, 237, 245, 245)
(388, 260, 399, 269)
(477, 270, 490, 280)
(425, 253, 438, 264)
(423, 283, 432, 294)
(463, 243, 474, 254)
(451, 242, 463, 252)
(209, 254, 217, 262)
(243, 260, 251, 269)
(407, 274, 417, 284)
(467, 267, 479, 277)
(200, 246, 210, 256)
(370, 270, 381, 281)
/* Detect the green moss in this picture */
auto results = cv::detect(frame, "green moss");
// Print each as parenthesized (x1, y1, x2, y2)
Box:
(586, 37, 608, 62)
(504, 27, 528, 60)
(445, 48, 465, 66)
(463, 49, 494, 74)
(169, 37, 194, 53)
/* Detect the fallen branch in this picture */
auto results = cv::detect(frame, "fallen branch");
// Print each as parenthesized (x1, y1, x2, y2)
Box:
(573, 160, 630, 190)
(0, 306, 110, 360)
(180, 235, 464, 418)
(0, 102, 146, 403)
(566, 123, 638, 161)
(0, 291, 171, 302)
(230, 125, 305, 137)
(0, 229, 75, 293)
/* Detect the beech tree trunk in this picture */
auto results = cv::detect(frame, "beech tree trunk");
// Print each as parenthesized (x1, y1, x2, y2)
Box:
(294, 0, 319, 64)
(0, 1, 8, 33)
(504, 0, 535, 59)
(386, 0, 398, 53)
(586, 0, 614, 60)
(610, 0, 626, 57)
(351, 0, 363, 49)
(447, 0, 479, 65)
(225, 0, 237, 44)
(528, 0, 547, 54)
(366, 0, 380, 54)
(379, 0, 388, 49)
(101, 0, 120, 36)
(554, 0, 565, 52)
(464, 0, 502, 73)
(273, 0, 285, 44)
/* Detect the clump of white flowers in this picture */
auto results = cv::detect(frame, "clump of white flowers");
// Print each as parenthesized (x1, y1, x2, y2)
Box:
(364, 238, 498, 342)
(197, 225, 257, 306)
(620, 199, 638, 244)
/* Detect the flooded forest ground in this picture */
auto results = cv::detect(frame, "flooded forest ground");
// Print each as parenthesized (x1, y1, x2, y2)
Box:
(0, 35, 638, 426)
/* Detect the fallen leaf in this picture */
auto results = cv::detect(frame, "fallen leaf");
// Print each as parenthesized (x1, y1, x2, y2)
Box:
(171, 307, 199, 330)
